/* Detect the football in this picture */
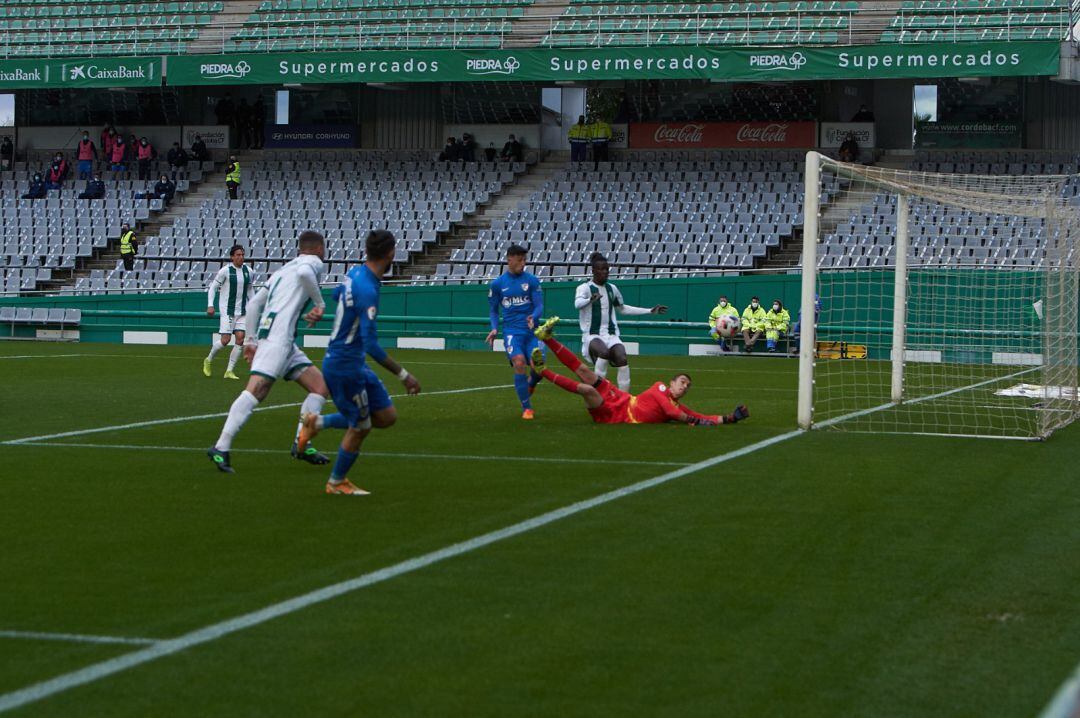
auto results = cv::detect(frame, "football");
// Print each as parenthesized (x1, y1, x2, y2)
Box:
(716, 314, 741, 338)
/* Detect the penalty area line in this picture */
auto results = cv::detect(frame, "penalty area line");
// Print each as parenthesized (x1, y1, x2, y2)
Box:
(0, 631, 159, 647)
(8, 441, 690, 468)
(0, 384, 512, 446)
(0, 427, 804, 714)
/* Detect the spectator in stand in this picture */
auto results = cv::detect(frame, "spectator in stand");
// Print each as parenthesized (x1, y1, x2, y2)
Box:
(215, 92, 234, 129)
(852, 104, 875, 122)
(235, 97, 251, 149)
(46, 157, 66, 191)
(439, 137, 461, 162)
(137, 137, 156, 180)
(0, 136, 12, 170)
(111, 135, 127, 171)
(252, 96, 266, 149)
(838, 132, 859, 163)
(568, 115, 590, 163)
(484, 142, 497, 162)
(764, 300, 790, 353)
(167, 142, 189, 180)
(741, 296, 767, 353)
(225, 155, 240, 200)
(99, 124, 112, 153)
(103, 127, 117, 162)
(51, 152, 69, 182)
(500, 134, 523, 163)
(78, 174, 106, 200)
(22, 173, 46, 200)
(136, 174, 176, 206)
(76, 131, 97, 181)
(462, 133, 479, 162)
(191, 134, 210, 163)
(126, 134, 139, 165)
(589, 115, 612, 170)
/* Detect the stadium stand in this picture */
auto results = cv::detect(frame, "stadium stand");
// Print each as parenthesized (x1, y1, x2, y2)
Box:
(882, 0, 1071, 43)
(68, 151, 526, 294)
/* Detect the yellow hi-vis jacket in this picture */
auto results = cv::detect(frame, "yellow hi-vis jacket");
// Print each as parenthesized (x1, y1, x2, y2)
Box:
(119, 230, 137, 255)
(568, 122, 590, 145)
(589, 121, 613, 144)
(708, 303, 739, 337)
(742, 304, 767, 332)
(765, 308, 791, 340)
(226, 161, 241, 185)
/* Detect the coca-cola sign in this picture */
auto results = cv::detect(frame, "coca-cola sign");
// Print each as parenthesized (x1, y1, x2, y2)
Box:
(630, 121, 816, 148)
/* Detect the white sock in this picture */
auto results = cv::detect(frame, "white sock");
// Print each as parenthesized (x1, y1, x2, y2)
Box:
(295, 393, 327, 441)
(226, 344, 242, 371)
(617, 365, 631, 392)
(594, 358, 609, 378)
(215, 390, 259, 451)
(207, 339, 225, 361)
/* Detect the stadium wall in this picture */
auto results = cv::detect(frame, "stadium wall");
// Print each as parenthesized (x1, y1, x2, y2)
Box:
(0, 275, 802, 354)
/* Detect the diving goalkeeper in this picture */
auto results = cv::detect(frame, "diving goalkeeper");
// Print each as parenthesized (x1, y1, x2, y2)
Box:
(531, 317, 748, 426)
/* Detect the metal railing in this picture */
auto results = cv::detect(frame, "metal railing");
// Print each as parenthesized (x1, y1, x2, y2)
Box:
(0, 3, 1075, 59)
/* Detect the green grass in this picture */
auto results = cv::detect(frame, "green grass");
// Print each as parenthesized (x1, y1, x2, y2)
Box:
(1, 342, 1079, 716)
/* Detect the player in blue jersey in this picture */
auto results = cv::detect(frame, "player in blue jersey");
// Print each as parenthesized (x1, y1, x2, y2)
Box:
(296, 229, 421, 495)
(486, 244, 545, 420)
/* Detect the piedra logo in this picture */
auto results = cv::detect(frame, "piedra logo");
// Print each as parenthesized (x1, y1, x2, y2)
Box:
(200, 60, 251, 80)
(653, 124, 705, 144)
(465, 56, 521, 76)
(749, 51, 807, 72)
(735, 123, 789, 143)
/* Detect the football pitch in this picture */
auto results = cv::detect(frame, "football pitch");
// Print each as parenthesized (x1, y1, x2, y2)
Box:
(1, 342, 1079, 716)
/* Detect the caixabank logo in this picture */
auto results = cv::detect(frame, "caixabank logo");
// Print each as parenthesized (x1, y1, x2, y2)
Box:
(64, 62, 152, 82)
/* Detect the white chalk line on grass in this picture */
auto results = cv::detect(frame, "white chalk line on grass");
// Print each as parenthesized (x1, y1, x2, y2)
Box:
(9, 441, 689, 468)
(1041, 662, 1080, 718)
(0, 384, 512, 446)
(0, 631, 159, 647)
(0, 367, 1037, 713)
(0, 426, 805, 715)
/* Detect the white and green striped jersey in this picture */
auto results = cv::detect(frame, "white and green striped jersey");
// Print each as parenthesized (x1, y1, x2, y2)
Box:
(207, 263, 255, 317)
(574, 280, 652, 337)
(245, 254, 326, 346)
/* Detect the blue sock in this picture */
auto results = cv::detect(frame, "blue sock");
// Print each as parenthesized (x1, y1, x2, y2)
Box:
(528, 369, 543, 389)
(323, 413, 349, 430)
(330, 448, 359, 481)
(514, 373, 531, 409)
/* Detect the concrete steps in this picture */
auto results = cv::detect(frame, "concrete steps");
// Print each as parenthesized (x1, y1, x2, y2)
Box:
(189, 0, 260, 53)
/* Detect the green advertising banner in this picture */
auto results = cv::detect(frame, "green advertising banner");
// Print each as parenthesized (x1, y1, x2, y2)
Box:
(0, 56, 162, 88)
(915, 121, 1023, 148)
(165, 41, 1060, 85)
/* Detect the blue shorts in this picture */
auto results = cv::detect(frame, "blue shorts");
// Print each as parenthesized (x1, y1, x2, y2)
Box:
(324, 364, 393, 428)
(504, 330, 542, 364)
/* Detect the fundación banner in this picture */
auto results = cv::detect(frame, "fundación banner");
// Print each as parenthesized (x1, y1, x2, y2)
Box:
(820, 122, 876, 148)
(164, 41, 1060, 86)
(630, 121, 817, 149)
(0, 57, 161, 88)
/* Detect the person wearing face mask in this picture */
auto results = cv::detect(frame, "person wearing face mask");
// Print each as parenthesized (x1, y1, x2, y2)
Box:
(741, 296, 767, 352)
(46, 157, 66, 190)
(764, 300, 791, 354)
(50, 153, 69, 183)
(76, 131, 97, 181)
(708, 295, 740, 352)
(110, 135, 127, 172)
(136, 137, 156, 180)
(22, 173, 46, 200)
(78, 174, 106, 201)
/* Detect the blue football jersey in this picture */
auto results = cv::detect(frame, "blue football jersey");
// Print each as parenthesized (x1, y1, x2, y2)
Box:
(325, 264, 387, 369)
(488, 271, 543, 333)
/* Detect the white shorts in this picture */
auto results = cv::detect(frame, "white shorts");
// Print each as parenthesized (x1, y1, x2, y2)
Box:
(218, 314, 246, 335)
(250, 340, 314, 382)
(582, 332, 624, 359)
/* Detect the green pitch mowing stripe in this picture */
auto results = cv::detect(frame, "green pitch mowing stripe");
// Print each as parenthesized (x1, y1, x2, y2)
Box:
(0, 427, 802, 714)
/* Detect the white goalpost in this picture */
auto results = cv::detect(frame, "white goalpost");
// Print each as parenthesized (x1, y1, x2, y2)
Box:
(798, 152, 1080, 440)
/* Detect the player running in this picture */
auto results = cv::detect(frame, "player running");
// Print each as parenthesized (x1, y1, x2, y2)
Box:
(206, 230, 333, 473)
(204, 244, 255, 380)
(530, 317, 748, 426)
(575, 252, 667, 391)
(485, 244, 544, 420)
(295, 230, 421, 496)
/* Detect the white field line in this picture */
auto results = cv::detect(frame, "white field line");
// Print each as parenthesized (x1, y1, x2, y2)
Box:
(0, 354, 89, 360)
(9, 442, 689, 468)
(0, 384, 512, 446)
(0, 630, 158, 647)
(1040, 662, 1080, 718)
(0, 427, 805, 715)
(0, 367, 1038, 713)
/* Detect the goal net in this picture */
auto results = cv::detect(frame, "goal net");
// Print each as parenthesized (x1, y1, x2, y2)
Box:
(798, 152, 1080, 440)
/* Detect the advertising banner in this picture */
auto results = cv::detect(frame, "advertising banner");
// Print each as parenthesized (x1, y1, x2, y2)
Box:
(820, 122, 876, 148)
(0, 57, 161, 88)
(165, 41, 1059, 86)
(263, 124, 356, 148)
(609, 123, 629, 149)
(915, 121, 1022, 148)
(629, 121, 817, 149)
(182, 125, 229, 149)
